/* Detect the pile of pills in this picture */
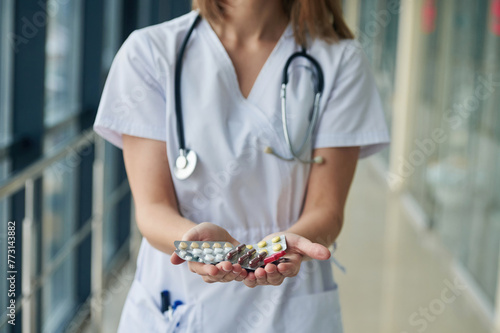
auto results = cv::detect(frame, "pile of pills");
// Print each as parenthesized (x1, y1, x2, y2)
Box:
(173, 235, 288, 270)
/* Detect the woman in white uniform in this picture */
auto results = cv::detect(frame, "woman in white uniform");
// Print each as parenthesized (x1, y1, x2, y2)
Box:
(94, 0, 389, 331)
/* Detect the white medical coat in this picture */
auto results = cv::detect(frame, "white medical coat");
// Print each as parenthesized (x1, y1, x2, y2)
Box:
(94, 11, 389, 333)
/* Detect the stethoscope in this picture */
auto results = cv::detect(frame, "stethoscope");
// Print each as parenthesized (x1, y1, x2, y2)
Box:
(174, 14, 325, 180)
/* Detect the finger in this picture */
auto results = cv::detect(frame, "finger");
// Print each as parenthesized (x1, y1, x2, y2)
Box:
(215, 262, 235, 282)
(170, 253, 185, 265)
(189, 262, 219, 277)
(220, 263, 242, 282)
(243, 271, 257, 288)
(235, 266, 248, 282)
(277, 262, 300, 277)
(293, 237, 331, 260)
(254, 267, 269, 286)
(264, 264, 284, 286)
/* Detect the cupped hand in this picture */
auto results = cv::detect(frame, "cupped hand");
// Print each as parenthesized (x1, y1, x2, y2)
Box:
(243, 232, 331, 288)
(170, 222, 248, 283)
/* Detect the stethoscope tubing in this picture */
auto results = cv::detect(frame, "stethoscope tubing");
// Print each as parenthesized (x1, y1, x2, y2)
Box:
(173, 14, 325, 179)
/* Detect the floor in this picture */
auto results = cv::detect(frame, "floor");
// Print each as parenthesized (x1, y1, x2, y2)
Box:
(85, 158, 498, 333)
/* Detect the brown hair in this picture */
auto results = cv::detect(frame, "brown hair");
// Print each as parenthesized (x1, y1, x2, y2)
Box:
(192, 0, 355, 45)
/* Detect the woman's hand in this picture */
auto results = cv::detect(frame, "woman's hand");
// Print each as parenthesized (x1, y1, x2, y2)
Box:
(243, 232, 331, 288)
(171, 222, 249, 283)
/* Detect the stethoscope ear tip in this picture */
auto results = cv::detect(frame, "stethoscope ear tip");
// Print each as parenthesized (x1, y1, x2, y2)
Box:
(264, 146, 273, 154)
(313, 156, 325, 164)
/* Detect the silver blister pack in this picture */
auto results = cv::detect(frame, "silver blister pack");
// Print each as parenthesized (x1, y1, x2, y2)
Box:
(174, 235, 288, 270)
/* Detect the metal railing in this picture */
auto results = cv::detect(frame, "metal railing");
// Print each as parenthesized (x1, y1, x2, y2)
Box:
(0, 130, 133, 332)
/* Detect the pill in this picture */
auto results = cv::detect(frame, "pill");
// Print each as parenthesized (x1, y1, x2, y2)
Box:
(202, 242, 211, 249)
(215, 254, 224, 262)
(179, 250, 187, 258)
(264, 255, 276, 265)
(246, 245, 253, 250)
(224, 247, 232, 253)
(192, 249, 202, 256)
(185, 255, 193, 261)
(272, 236, 281, 243)
(238, 254, 249, 264)
(213, 243, 222, 248)
(247, 249, 256, 257)
(225, 249, 238, 260)
(249, 257, 261, 269)
(264, 251, 286, 265)
(179, 242, 188, 250)
(236, 244, 246, 252)
(224, 242, 233, 248)
(273, 244, 282, 252)
(214, 248, 224, 254)
(203, 248, 214, 254)
(260, 249, 268, 255)
(191, 242, 200, 249)
(204, 254, 215, 262)
(257, 241, 267, 248)
(258, 251, 267, 260)
(198, 257, 204, 262)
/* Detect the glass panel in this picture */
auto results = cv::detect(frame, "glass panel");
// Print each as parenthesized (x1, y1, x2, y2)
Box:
(44, 0, 82, 128)
(103, 142, 120, 268)
(0, 0, 14, 148)
(410, 0, 500, 305)
(358, 0, 400, 162)
(102, 0, 123, 71)
(41, 122, 78, 332)
(0, 161, 10, 333)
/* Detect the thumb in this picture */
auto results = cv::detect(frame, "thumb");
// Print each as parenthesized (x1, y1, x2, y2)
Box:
(171, 252, 185, 265)
(293, 236, 331, 260)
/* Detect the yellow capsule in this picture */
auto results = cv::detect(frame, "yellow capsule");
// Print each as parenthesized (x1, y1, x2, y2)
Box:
(273, 244, 282, 252)
(272, 236, 281, 243)
(179, 242, 188, 250)
(202, 242, 211, 249)
(213, 243, 221, 248)
(257, 241, 267, 248)
(190, 242, 200, 249)
(246, 245, 253, 250)
(224, 242, 233, 248)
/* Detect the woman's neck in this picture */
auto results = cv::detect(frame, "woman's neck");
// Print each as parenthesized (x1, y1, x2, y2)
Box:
(211, 0, 289, 44)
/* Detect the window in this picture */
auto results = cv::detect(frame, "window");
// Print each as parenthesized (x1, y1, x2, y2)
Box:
(410, 0, 500, 305)
(102, 0, 123, 71)
(41, 122, 79, 332)
(44, 0, 83, 128)
(0, 0, 13, 149)
(41, 0, 83, 330)
(0, 1, 14, 331)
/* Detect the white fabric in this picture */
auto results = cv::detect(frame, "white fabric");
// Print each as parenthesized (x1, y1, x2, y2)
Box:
(94, 11, 389, 333)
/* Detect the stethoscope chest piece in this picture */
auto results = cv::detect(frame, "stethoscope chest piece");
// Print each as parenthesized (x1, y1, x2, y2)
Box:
(174, 149, 197, 180)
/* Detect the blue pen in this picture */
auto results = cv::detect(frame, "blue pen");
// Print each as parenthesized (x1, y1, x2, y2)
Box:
(172, 300, 184, 311)
(160, 290, 171, 313)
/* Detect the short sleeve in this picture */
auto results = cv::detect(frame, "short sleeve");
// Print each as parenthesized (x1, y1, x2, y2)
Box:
(313, 41, 390, 158)
(93, 30, 167, 149)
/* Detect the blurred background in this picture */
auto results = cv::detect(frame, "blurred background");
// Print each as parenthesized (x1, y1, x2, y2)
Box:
(0, 0, 499, 332)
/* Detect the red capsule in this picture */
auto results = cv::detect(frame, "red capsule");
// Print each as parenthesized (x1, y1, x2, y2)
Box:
(264, 255, 276, 265)
(247, 249, 256, 257)
(264, 251, 286, 265)
(236, 244, 246, 252)
(257, 252, 267, 260)
(225, 249, 238, 261)
(237, 254, 249, 264)
(249, 257, 261, 269)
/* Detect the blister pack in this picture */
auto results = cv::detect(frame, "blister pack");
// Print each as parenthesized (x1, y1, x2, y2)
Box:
(173, 235, 288, 270)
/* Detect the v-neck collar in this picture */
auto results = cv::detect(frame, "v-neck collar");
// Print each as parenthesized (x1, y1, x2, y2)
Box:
(199, 17, 293, 104)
